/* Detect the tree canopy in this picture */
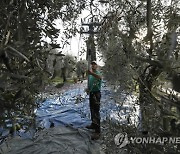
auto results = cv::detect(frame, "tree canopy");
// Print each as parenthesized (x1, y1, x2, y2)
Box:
(0, 0, 180, 152)
(0, 0, 86, 129)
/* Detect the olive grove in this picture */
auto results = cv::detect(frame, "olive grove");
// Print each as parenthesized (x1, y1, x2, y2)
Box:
(0, 0, 86, 132)
(0, 0, 180, 152)
(97, 0, 180, 135)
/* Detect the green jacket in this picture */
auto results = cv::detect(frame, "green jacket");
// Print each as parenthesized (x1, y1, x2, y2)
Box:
(88, 70, 102, 92)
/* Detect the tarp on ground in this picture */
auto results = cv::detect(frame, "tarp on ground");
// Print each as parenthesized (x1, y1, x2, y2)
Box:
(0, 81, 138, 154)
(0, 126, 103, 154)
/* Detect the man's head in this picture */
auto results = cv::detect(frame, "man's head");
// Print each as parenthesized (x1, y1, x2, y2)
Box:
(91, 61, 98, 71)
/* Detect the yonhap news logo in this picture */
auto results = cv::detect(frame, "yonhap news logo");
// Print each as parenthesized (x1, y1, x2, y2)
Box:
(114, 132, 129, 148)
(114, 132, 180, 148)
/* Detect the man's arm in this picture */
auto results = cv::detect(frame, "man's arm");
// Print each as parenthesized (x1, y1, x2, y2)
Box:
(88, 70, 102, 80)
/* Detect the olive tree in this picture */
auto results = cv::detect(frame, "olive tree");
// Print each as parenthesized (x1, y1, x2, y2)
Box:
(97, 0, 180, 133)
(76, 59, 88, 80)
(0, 0, 85, 131)
(61, 54, 77, 82)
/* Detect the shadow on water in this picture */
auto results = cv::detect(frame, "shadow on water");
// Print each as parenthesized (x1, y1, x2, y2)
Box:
(0, 80, 139, 144)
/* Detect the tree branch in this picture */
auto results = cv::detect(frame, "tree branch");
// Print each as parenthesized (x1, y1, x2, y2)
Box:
(135, 56, 163, 68)
(6, 46, 30, 62)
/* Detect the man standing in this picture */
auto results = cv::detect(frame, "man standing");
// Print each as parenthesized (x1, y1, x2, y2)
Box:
(86, 61, 102, 140)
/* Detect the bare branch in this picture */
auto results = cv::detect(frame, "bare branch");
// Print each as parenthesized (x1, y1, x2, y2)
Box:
(6, 46, 30, 62)
(135, 56, 163, 68)
(4, 31, 11, 46)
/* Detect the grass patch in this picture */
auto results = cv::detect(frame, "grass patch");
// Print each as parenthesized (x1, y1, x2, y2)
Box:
(66, 78, 75, 83)
(49, 77, 64, 84)
(48, 76, 76, 84)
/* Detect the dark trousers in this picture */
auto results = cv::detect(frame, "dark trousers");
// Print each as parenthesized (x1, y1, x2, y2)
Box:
(89, 91, 101, 133)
